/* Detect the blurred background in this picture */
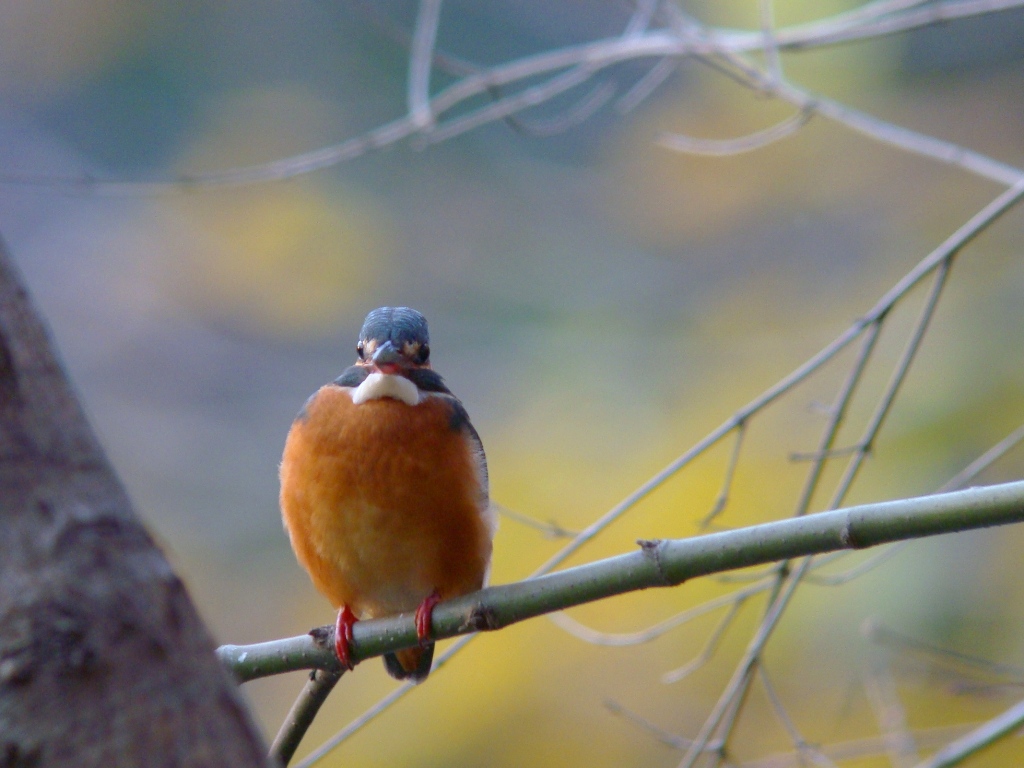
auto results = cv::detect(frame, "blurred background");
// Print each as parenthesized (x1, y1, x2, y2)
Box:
(1, 1, 1024, 765)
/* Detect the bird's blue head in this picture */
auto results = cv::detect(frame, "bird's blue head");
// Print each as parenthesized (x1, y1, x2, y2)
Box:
(356, 307, 431, 374)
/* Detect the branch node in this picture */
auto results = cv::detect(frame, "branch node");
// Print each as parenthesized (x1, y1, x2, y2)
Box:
(460, 603, 500, 633)
(638, 538, 672, 585)
(839, 520, 862, 549)
(309, 625, 332, 648)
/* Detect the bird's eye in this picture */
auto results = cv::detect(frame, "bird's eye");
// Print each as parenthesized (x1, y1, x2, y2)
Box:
(356, 341, 365, 359)
(418, 344, 430, 363)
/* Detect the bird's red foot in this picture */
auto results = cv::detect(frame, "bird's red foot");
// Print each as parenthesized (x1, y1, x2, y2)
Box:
(415, 590, 441, 647)
(334, 605, 358, 671)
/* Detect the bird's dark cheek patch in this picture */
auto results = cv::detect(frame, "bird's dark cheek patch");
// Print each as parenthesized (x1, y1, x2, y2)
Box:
(334, 366, 370, 388)
(405, 368, 449, 394)
(448, 401, 471, 432)
(295, 393, 318, 423)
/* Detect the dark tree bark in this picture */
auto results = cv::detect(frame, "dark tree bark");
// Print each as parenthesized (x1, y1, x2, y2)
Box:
(0, 238, 269, 766)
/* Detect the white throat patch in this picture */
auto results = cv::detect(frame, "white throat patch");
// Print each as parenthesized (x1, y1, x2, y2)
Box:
(350, 372, 420, 406)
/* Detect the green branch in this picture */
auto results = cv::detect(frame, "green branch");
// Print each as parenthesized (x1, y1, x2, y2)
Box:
(218, 480, 1024, 682)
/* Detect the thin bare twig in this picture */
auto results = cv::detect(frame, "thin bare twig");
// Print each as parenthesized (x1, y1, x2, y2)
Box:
(616, 57, 677, 113)
(759, 665, 839, 768)
(702, 421, 747, 526)
(689, 222, 954, 765)
(678, 558, 812, 768)
(829, 259, 954, 510)
(913, 697, 1024, 768)
(471, 0, 662, 139)
(420, 61, 604, 145)
(652, 4, 1024, 187)
(739, 722, 980, 768)
(757, 0, 784, 85)
(498, 81, 618, 138)
(716, 564, 784, 584)
(794, 321, 884, 517)
(789, 444, 866, 462)
(604, 699, 706, 752)
(662, 597, 748, 684)
(782, 87, 1021, 186)
(548, 579, 771, 647)
(615, 692, 986, 768)
(350, 0, 476, 76)
(292, 634, 476, 768)
(407, 0, 444, 130)
(803, 543, 910, 586)
(863, 621, 1024, 684)
(804, 418, 1024, 586)
(351, 0, 601, 140)
(864, 658, 921, 768)
(623, 0, 662, 38)
(3, 3, 1023, 192)
(938, 422, 1024, 493)
(804, 0, 933, 29)
(659, 108, 811, 157)
(758, 0, 1024, 53)
(271, 669, 344, 766)
(493, 502, 579, 538)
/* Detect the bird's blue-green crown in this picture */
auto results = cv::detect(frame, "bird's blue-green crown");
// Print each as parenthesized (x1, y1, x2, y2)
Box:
(359, 307, 429, 345)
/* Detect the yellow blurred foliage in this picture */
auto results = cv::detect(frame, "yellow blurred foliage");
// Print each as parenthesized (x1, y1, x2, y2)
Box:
(166, 184, 394, 338)
(181, 84, 354, 172)
(155, 84, 397, 337)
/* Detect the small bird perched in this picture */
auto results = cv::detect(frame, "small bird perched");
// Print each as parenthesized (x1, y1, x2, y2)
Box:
(280, 307, 494, 682)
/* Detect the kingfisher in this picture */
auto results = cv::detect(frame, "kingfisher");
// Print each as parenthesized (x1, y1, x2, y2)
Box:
(280, 307, 495, 682)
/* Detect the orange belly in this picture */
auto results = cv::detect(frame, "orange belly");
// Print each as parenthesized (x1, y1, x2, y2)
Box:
(280, 384, 491, 620)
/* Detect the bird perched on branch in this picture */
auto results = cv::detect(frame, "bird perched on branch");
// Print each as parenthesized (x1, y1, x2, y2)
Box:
(280, 307, 495, 682)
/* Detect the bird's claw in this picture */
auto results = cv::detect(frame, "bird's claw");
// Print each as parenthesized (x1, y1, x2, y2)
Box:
(415, 590, 441, 647)
(334, 605, 358, 671)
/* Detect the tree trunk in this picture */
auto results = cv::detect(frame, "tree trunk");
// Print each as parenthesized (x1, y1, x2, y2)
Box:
(0, 238, 268, 766)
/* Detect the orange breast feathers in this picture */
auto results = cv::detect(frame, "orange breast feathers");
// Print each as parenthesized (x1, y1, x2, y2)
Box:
(280, 383, 494, 621)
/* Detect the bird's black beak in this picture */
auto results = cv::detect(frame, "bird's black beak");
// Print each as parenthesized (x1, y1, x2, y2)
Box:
(371, 341, 404, 375)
